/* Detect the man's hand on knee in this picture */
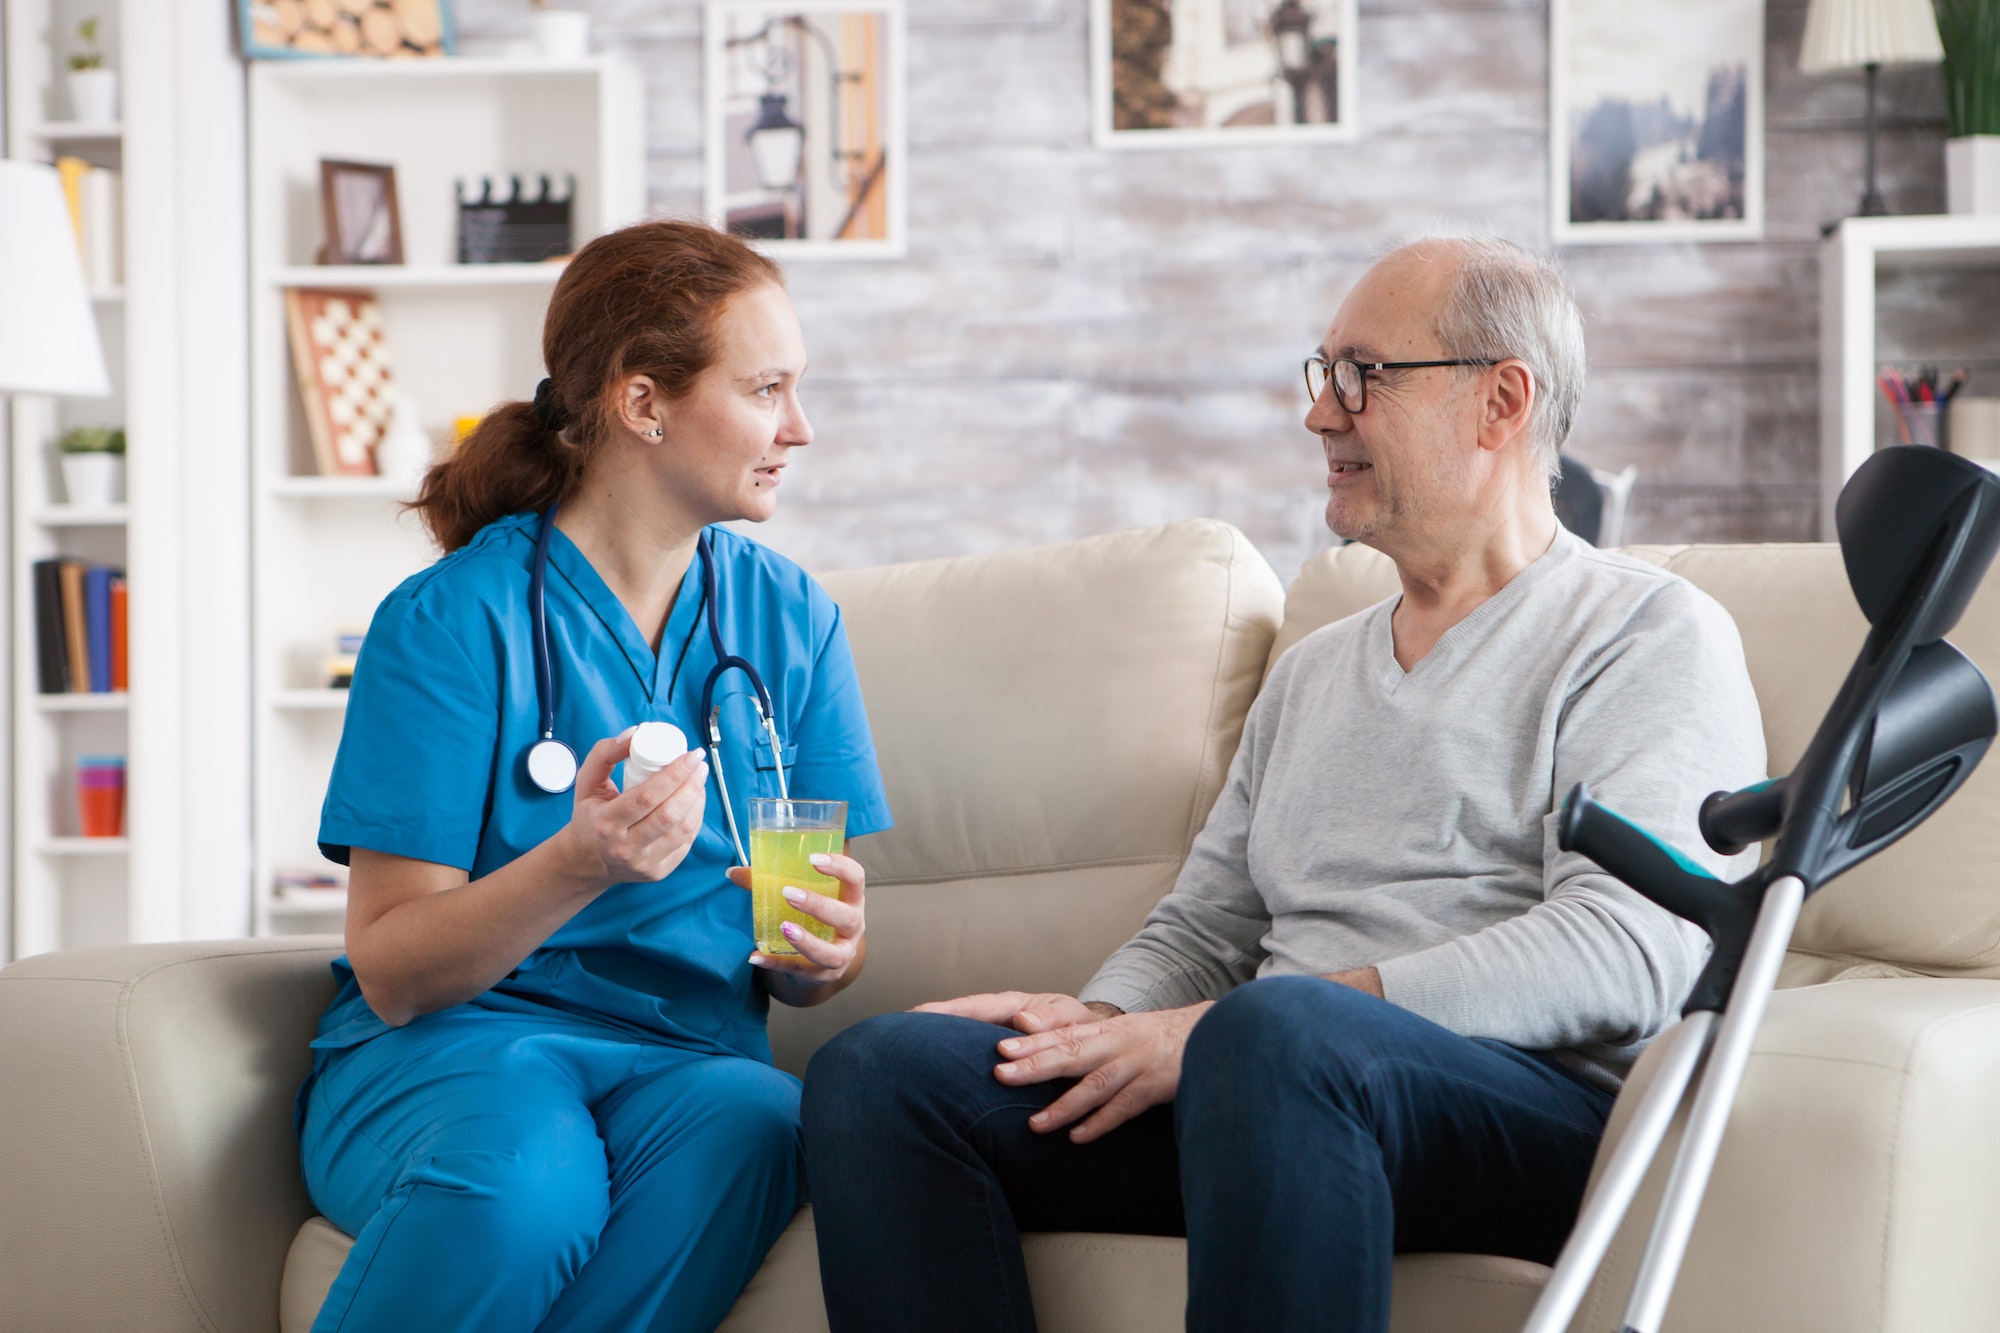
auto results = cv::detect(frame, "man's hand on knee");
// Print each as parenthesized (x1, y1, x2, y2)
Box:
(993, 1003, 1213, 1145)
(912, 991, 1103, 1034)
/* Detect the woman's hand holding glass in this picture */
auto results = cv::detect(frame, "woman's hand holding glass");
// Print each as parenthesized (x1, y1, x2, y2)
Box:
(728, 854, 867, 995)
(560, 731, 710, 890)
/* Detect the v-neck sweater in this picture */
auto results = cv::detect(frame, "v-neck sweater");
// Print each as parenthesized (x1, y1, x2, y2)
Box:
(1080, 529, 1766, 1090)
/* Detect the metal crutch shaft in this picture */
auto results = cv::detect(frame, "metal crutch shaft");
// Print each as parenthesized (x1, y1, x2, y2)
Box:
(1615, 874, 1806, 1333)
(1517, 1012, 1715, 1333)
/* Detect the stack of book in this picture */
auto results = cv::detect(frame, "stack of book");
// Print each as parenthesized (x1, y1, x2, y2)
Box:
(54, 155, 122, 292)
(273, 867, 348, 911)
(32, 559, 127, 694)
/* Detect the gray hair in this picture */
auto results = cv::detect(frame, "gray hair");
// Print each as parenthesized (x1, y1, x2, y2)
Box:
(1390, 234, 1586, 483)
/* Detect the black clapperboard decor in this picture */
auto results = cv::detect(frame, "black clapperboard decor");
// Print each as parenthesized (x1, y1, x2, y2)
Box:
(456, 174, 575, 264)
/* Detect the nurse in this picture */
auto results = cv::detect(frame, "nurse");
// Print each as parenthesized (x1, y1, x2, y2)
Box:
(297, 219, 891, 1333)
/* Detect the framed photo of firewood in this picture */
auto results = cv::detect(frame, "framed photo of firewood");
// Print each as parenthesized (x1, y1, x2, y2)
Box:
(238, 0, 455, 60)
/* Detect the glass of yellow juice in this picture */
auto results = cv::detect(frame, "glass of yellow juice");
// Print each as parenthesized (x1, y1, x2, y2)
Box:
(749, 798, 847, 957)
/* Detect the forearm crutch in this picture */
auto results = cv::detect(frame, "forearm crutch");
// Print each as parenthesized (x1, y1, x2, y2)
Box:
(1523, 445, 2000, 1333)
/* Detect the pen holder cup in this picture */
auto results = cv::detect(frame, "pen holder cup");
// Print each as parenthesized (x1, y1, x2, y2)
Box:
(1899, 402, 1950, 451)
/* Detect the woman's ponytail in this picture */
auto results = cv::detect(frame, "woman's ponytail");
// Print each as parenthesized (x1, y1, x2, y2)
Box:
(409, 395, 581, 553)
(407, 219, 782, 553)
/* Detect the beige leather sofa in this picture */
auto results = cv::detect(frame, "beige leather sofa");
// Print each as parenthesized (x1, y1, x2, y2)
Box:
(4, 520, 1998, 1333)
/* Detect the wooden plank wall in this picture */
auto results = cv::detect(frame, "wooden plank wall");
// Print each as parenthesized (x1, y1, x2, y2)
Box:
(453, 0, 1955, 579)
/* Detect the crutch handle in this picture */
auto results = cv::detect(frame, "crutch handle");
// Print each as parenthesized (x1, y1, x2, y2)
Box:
(1697, 779, 1787, 856)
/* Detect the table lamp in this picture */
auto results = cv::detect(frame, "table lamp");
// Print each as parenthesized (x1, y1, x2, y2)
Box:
(1800, 0, 1945, 228)
(0, 159, 109, 398)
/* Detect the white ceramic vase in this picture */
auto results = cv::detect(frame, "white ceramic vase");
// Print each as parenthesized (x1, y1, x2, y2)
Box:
(532, 10, 591, 60)
(1946, 136, 2000, 216)
(67, 68, 118, 124)
(61, 453, 124, 508)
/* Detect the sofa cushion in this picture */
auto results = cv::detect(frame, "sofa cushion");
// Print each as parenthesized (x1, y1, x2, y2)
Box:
(712, 1208, 1547, 1333)
(772, 520, 1284, 1074)
(285, 1205, 1551, 1333)
(1268, 540, 2000, 979)
(0, 938, 341, 1333)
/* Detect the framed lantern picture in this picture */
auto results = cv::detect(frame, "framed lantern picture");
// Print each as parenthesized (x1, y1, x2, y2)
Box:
(1551, 0, 1765, 244)
(1091, 0, 1358, 148)
(704, 1, 907, 259)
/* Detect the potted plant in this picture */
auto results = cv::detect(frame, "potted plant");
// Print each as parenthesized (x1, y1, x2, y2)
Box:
(66, 18, 118, 125)
(1938, 0, 1999, 214)
(57, 426, 125, 508)
(530, 0, 591, 60)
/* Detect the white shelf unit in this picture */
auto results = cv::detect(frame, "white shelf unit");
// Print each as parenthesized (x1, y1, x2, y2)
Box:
(248, 57, 644, 937)
(1819, 215, 2000, 535)
(4, 0, 230, 960)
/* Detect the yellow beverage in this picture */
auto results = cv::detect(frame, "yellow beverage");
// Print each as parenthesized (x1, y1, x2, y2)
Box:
(750, 824, 845, 956)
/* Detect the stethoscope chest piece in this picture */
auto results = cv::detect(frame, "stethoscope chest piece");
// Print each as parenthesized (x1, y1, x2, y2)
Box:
(526, 737, 579, 794)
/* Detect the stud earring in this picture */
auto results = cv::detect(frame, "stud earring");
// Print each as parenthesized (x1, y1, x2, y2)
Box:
(644, 427, 663, 438)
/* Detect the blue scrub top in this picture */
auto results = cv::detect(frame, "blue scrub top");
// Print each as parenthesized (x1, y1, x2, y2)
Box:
(312, 513, 893, 1066)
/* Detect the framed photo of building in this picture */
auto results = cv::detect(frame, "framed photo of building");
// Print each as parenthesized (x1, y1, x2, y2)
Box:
(1551, 0, 1764, 244)
(704, 1, 907, 259)
(1090, 0, 1358, 149)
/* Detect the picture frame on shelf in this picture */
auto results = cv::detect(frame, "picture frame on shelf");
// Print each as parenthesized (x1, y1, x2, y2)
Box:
(283, 287, 391, 477)
(704, 1, 907, 259)
(236, 0, 455, 60)
(1551, 0, 1765, 244)
(1089, 0, 1358, 149)
(318, 159, 404, 265)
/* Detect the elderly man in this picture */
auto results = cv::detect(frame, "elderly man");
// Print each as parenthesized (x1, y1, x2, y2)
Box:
(801, 236, 1765, 1333)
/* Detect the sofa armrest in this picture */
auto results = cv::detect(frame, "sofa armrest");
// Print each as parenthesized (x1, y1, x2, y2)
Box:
(1572, 978, 2000, 1333)
(0, 938, 342, 1333)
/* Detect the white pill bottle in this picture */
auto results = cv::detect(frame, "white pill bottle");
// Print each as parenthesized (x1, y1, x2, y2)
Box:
(622, 721, 689, 791)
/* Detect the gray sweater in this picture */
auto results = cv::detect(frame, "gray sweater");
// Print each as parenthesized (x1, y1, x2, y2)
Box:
(1080, 529, 1766, 1089)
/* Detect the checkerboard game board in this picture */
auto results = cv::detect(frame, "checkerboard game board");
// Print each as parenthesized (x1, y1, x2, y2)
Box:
(284, 287, 393, 477)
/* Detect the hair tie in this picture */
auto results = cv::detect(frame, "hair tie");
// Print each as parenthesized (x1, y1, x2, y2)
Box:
(532, 377, 568, 431)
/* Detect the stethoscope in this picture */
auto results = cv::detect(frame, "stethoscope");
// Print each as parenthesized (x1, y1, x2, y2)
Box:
(522, 504, 789, 865)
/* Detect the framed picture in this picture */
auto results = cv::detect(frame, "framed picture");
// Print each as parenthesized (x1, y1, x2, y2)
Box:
(319, 159, 404, 266)
(704, 1, 907, 260)
(283, 288, 393, 477)
(237, 0, 455, 59)
(1090, 0, 1358, 149)
(1551, 0, 1764, 244)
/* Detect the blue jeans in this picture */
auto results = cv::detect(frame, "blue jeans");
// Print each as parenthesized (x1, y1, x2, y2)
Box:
(802, 975, 1615, 1333)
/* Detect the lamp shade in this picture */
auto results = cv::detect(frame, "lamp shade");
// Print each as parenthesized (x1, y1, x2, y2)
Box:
(1800, 0, 1945, 72)
(0, 160, 109, 397)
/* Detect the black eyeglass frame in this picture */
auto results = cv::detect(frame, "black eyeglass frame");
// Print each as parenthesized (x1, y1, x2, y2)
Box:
(1303, 353, 1502, 414)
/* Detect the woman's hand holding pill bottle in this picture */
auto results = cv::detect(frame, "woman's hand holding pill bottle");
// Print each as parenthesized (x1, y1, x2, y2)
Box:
(560, 725, 710, 889)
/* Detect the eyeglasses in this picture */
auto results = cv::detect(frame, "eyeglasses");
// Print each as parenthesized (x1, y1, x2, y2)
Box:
(1303, 353, 1500, 414)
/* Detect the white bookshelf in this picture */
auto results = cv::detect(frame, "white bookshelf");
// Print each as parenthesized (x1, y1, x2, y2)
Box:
(2, 0, 253, 960)
(1819, 215, 2000, 536)
(248, 56, 644, 937)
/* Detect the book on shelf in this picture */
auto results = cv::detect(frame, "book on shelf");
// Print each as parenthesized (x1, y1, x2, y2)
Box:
(274, 867, 348, 910)
(32, 558, 128, 694)
(54, 155, 122, 291)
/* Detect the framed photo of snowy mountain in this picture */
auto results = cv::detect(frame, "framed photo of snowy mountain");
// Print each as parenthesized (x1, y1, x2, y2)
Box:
(1551, 0, 1764, 244)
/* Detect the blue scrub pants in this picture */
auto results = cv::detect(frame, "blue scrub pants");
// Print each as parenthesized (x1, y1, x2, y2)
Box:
(802, 976, 1615, 1333)
(299, 1008, 802, 1333)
